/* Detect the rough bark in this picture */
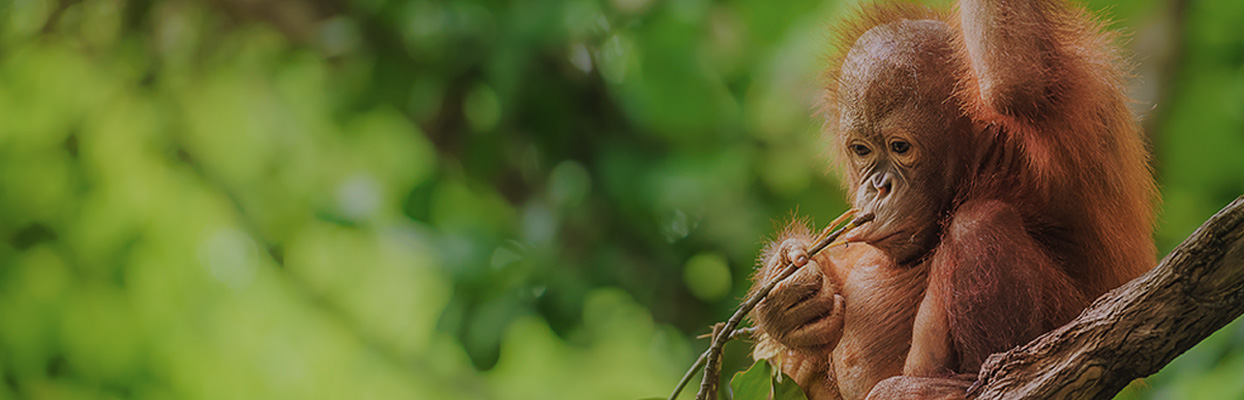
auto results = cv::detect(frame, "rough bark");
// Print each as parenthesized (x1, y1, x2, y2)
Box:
(967, 195, 1244, 399)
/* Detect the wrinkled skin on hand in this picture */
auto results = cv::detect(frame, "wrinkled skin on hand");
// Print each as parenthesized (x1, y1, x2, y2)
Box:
(751, 225, 927, 400)
(753, 236, 846, 351)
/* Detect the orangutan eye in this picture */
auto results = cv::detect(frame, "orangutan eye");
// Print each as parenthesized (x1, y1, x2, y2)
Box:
(890, 141, 911, 154)
(851, 144, 872, 156)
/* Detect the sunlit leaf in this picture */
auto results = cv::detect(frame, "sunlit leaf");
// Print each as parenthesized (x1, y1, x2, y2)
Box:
(772, 369, 810, 400)
(731, 360, 774, 400)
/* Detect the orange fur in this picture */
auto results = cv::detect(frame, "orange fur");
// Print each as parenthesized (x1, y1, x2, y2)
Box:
(752, 0, 1157, 399)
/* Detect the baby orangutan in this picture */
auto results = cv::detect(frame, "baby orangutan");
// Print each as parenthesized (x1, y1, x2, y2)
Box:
(749, 1, 1156, 399)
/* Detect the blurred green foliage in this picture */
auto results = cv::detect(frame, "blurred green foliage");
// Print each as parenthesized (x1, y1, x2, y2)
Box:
(0, 0, 1241, 399)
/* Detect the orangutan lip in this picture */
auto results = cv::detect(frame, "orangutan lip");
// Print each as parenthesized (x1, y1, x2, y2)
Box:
(866, 231, 899, 245)
(845, 222, 897, 245)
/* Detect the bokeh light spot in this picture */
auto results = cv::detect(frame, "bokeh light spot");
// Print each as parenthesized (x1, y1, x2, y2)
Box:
(683, 252, 732, 301)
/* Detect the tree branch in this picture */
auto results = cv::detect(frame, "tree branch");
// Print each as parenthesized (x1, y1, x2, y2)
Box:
(968, 195, 1244, 399)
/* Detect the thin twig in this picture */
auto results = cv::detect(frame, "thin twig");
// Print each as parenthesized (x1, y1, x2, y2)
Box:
(668, 212, 873, 400)
(697, 323, 727, 400)
(671, 327, 756, 400)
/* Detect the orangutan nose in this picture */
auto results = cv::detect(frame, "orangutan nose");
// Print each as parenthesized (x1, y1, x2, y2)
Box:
(871, 172, 894, 198)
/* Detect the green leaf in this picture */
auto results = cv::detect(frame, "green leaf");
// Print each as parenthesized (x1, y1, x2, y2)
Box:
(771, 369, 810, 400)
(731, 360, 773, 400)
(729, 360, 810, 400)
